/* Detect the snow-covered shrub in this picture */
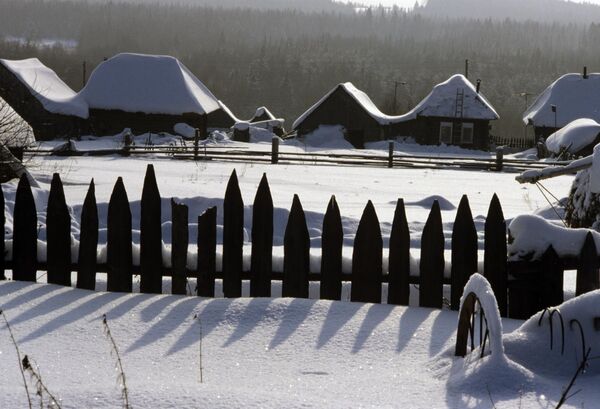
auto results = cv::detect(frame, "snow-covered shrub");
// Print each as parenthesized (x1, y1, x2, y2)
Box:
(565, 168, 600, 229)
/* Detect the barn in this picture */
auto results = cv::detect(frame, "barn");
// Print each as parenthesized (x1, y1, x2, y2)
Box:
(389, 75, 499, 151)
(292, 82, 394, 148)
(0, 53, 240, 140)
(523, 70, 600, 140)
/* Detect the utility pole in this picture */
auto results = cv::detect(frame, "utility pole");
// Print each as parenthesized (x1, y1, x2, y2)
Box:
(516, 92, 533, 139)
(82, 61, 87, 87)
(393, 80, 407, 114)
(465, 59, 469, 79)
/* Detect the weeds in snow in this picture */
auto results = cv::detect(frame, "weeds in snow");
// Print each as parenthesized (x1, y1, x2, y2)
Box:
(22, 355, 62, 408)
(0, 309, 33, 409)
(194, 313, 204, 383)
(102, 314, 131, 409)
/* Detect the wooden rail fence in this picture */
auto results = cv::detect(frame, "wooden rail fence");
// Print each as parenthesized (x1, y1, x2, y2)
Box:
(2, 165, 599, 319)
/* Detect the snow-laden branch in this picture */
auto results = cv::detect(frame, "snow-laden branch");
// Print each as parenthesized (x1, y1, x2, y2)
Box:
(516, 155, 593, 184)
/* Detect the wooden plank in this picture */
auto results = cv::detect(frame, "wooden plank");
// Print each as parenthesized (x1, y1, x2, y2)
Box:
(12, 174, 37, 282)
(0, 182, 5, 280)
(107, 177, 132, 293)
(351, 201, 383, 303)
(77, 179, 98, 290)
(450, 195, 478, 310)
(320, 195, 343, 301)
(540, 245, 563, 308)
(197, 206, 217, 297)
(576, 232, 599, 296)
(46, 173, 71, 286)
(388, 198, 410, 305)
(222, 169, 244, 298)
(283, 195, 310, 298)
(171, 199, 189, 295)
(484, 194, 507, 317)
(250, 173, 273, 297)
(140, 164, 163, 294)
(419, 200, 444, 308)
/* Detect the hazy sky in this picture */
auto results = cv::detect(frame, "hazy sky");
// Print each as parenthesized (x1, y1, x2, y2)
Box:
(344, 0, 600, 8)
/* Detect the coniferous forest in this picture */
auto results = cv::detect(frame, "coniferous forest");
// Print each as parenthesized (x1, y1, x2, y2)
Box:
(2, 0, 600, 138)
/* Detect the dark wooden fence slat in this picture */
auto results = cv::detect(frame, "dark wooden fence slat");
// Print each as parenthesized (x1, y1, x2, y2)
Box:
(46, 173, 71, 286)
(77, 179, 98, 290)
(283, 195, 310, 298)
(320, 195, 343, 301)
(541, 245, 563, 308)
(450, 195, 478, 310)
(107, 177, 132, 293)
(0, 182, 5, 280)
(351, 200, 383, 303)
(388, 198, 410, 305)
(140, 164, 163, 294)
(171, 199, 189, 295)
(419, 200, 444, 308)
(576, 232, 599, 296)
(484, 194, 508, 317)
(222, 169, 244, 298)
(250, 173, 273, 297)
(12, 174, 37, 282)
(197, 206, 217, 297)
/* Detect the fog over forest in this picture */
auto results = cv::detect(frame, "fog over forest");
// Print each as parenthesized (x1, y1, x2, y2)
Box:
(2, 0, 600, 138)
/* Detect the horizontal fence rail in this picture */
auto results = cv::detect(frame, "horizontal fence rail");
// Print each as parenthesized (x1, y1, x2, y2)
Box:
(2, 165, 599, 319)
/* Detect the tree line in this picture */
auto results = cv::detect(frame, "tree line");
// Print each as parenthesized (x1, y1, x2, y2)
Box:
(1, 0, 600, 139)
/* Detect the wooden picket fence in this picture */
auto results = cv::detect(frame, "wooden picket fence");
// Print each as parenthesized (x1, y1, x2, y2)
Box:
(2, 165, 599, 319)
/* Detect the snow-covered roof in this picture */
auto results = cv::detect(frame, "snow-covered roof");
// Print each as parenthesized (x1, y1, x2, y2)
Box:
(0, 58, 88, 118)
(398, 74, 499, 121)
(524, 73, 600, 128)
(80, 53, 221, 115)
(292, 82, 397, 129)
(545, 118, 600, 154)
(251, 106, 276, 121)
(216, 100, 242, 123)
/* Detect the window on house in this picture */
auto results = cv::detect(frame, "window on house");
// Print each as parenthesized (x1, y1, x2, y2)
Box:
(461, 123, 474, 144)
(439, 122, 453, 144)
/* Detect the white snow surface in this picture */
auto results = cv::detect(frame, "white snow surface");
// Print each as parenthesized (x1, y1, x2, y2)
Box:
(173, 123, 197, 139)
(524, 73, 600, 128)
(0, 58, 88, 118)
(545, 118, 600, 154)
(297, 125, 354, 149)
(399, 74, 499, 121)
(79, 53, 221, 115)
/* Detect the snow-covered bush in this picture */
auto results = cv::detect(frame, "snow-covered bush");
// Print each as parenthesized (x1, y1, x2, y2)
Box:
(565, 168, 600, 229)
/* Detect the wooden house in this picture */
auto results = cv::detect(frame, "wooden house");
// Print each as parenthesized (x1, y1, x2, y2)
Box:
(524, 69, 600, 140)
(389, 75, 499, 151)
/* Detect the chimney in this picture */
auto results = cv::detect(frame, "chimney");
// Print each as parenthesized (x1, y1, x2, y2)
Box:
(476, 79, 481, 94)
(584, 66, 588, 79)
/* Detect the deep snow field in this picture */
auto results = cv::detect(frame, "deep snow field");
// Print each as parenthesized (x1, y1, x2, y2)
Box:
(1, 149, 591, 408)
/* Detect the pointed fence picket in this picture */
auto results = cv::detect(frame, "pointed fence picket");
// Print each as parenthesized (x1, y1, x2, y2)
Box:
(4, 166, 600, 320)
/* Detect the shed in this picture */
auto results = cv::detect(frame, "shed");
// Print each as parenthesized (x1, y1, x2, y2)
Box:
(250, 106, 277, 123)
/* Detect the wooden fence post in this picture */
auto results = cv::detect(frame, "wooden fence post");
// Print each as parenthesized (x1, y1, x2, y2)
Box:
(171, 199, 188, 295)
(484, 194, 507, 317)
(251, 174, 273, 297)
(495, 147, 504, 171)
(223, 170, 244, 298)
(271, 137, 279, 164)
(12, 174, 37, 282)
(576, 232, 599, 296)
(46, 173, 71, 286)
(194, 128, 200, 161)
(388, 198, 410, 305)
(282, 195, 310, 298)
(540, 245, 563, 308)
(351, 201, 383, 303)
(388, 141, 394, 168)
(419, 200, 444, 308)
(107, 177, 132, 293)
(197, 206, 217, 297)
(140, 164, 163, 294)
(0, 183, 4, 281)
(450, 195, 478, 310)
(77, 179, 98, 290)
(320, 195, 343, 301)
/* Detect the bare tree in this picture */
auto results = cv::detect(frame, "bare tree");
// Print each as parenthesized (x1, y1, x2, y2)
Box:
(0, 96, 34, 151)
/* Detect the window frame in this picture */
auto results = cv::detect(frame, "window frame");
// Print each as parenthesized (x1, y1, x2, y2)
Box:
(439, 122, 453, 144)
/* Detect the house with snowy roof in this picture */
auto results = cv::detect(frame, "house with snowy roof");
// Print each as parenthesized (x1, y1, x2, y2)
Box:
(0, 53, 240, 140)
(523, 69, 600, 140)
(292, 82, 397, 148)
(390, 74, 499, 151)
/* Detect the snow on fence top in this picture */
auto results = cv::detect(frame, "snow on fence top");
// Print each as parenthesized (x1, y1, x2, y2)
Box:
(80, 53, 221, 115)
(508, 214, 600, 260)
(397, 74, 499, 121)
(523, 73, 600, 128)
(545, 118, 600, 154)
(0, 58, 88, 118)
(292, 82, 399, 129)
